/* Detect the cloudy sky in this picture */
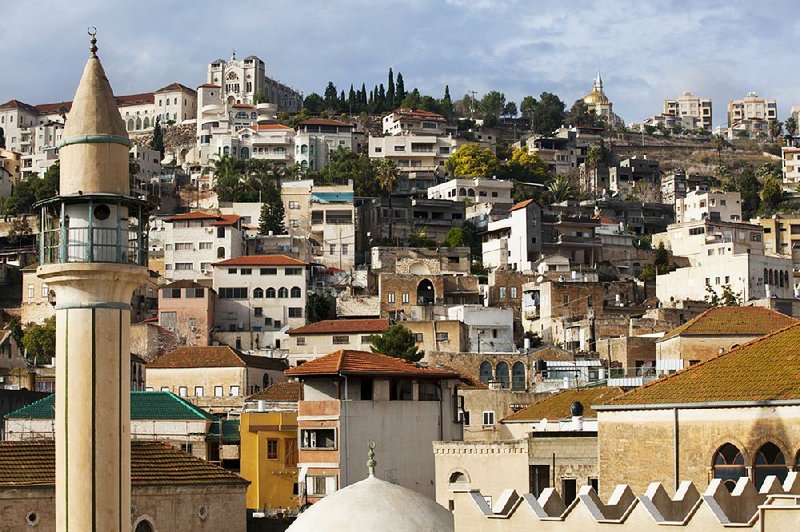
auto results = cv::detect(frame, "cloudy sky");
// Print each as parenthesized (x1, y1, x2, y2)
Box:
(1, 0, 795, 127)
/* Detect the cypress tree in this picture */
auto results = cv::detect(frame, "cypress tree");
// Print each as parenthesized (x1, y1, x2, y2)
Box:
(387, 68, 395, 110)
(396, 73, 406, 106)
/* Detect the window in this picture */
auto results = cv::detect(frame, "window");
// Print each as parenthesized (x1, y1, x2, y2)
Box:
(214, 385, 223, 397)
(419, 381, 440, 401)
(435, 332, 449, 342)
(186, 288, 205, 298)
(178, 386, 188, 397)
(296, 337, 306, 346)
(267, 439, 279, 460)
(332, 335, 350, 345)
(175, 242, 193, 251)
(41, 284, 49, 298)
(240, 268, 252, 275)
(388, 292, 396, 304)
(278, 287, 289, 298)
(219, 287, 247, 299)
(402, 292, 410, 304)
(290, 286, 302, 298)
(482, 411, 495, 426)
(253, 288, 264, 298)
(266, 287, 276, 298)
(562, 294, 569, 305)
(217, 227, 225, 238)
(27, 284, 34, 299)
(289, 307, 303, 318)
(562, 478, 578, 506)
(230, 385, 240, 397)
(712, 443, 746, 492)
(254, 307, 263, 317)
(289, 219, 300, 227)
(160, 386, 170, 392)
(228, 268, 238, 274)
(288, 201, 301, 209)
(307, 475, 336, 497)
(285, 267, 303, 275)
(754, 443, 788, 489)
(499, 287, 507, 299)
(496, 362, 510, 389)
(390, 379, 413, 400)
(510, 287, 518, 299)
(511, 362, 526, 391)
(261, 268, 277, 275)
(413, 333, 423, 342)
(529, 465, 550, 497)
(194, 386, 204, 397)
(329, 244, 336, 255)
(175, 263, 193, 271)
(479, 361, 492, 384)
(300, 428, 336, 449)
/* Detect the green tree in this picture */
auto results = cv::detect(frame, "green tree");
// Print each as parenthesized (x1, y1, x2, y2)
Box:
(519, 95, 537, 126)
(564, 100, 603, 128)
(387, 68, 395, 109)
(307, 292, 336, 323)
(395, 73, 406, 105)
(315, 148, 380, 196)
(478, 91, 506, 126)
(502, 148, 547, 183)
(21, 317, 56, 367)
(7, 216, 32, 245)
(768, 119, 783, 141)
(440, 85, 453, 117)
(408, 228, 437, 248)
(324, 82, 339, 111)
(401, 89, 422, 109)
(502, 101, 517, 119)
(531, 92, 565, 135)
(151, 117, 164, 159)
(761, 174, 783, 209)
(252, 91, 266, 105)
(303, 93, 325, 114)
(654, 242, 669, 275)
(443, 220, 480, 258)
(0, 126, 5, 149)
(375, 159, 400, 240)
(785, 116, 797, 137)
(637, 264, 656, 282)
(258, 182, 285, 235)
(370, 324, 421, 362)
(446, 144, 501, 178)
(706, 283, 741, 307)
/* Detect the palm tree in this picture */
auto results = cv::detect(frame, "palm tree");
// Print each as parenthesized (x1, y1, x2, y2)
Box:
(375, 160, 400, 241)
(547, 174, 573, 203)
(585, 145, 602, 197)
(768, 119, 783, 142)
(211, 154, 244, 202)
(785, 116, 797, 138)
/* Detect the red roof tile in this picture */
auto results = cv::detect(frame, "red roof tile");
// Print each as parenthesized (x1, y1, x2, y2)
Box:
(34, 101, 73, 115)
(659, 306, 797, 341)
(0, 99, 39, 114)
(198, 83, 221, 89)
(503, 387, 625, 422)
(155, 82, 196, 94)
(115, 92, 155, 107)
(162, 211, 232, 223)
(287, 319, 389, 336)
(510, 199, 536, 212)
(391, 108, 447, 121)
(247, 381, 302, 402)
(147, 346, 288, 371)
(606, 322, 800, 406)
(231, 103, 255, 108)
(255, 123, 293, 131)
(213, 255, 306, 267)
(285, 349, 457, 379)
(210, 214, 242, 227)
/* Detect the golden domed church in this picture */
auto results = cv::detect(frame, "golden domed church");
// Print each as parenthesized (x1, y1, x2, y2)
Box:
(582, 72, 613, 122)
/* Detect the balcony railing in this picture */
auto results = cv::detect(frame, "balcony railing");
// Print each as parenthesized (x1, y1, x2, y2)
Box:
(41, 227, 148, 266)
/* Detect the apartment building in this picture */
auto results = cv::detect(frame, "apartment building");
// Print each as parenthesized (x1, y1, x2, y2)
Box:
(212, 255, 308, 349)
(356, 197, 465, 250)
(158, 280, 216, 346)
(781, 145, 800, 186)
(660, 171, 712, 205)
(286, 318, 390, 365)
(162, 211, 245, 281)
(382, 108, 451, 136)
(427, 177, 513, 227)
(663, 91, 712, 130)
(282, 179, 356, 270)
(368, 134, 458, 193)
(482, 199, 542, 271)
(727, 91, 777, 127)
(285, 349, 462, 501)
(676, 189, 742, 224)
(752, 214, 800, 269)
(608, 156, 660, 199)
(294, 119, 356, 171)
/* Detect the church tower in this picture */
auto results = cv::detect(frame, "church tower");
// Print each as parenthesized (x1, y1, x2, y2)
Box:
(36, 32, 150, 532)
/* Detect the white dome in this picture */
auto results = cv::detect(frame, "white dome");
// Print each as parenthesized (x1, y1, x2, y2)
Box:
(288, 475, 454, 532)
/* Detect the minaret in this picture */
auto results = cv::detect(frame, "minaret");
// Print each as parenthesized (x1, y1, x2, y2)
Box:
(36, 31, 150, 532)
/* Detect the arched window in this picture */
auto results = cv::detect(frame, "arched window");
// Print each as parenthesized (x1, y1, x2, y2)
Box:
(754, 442, 787, 489)
(290, 286, 302, 298)
(479, 361, 492, 384)
(764, 268, 769, 285)
(467, 188, 475, 197)
(143, 117, 150, 129)
(253, 288, 264, 298)
(496, 362, 510, 389)
(449, 471, 469, 484)
(712, 443, 746, 492)
(223, 146, 230, 156)
(511, 362, 526, 391)
(458, 187, 466, 196)
(780, 271, 785, 288)
(135, 519, 154, 532)
(278, 287, 288, 298)
(241, 147, 250, 159)
(301, 144, 309, 155)
(263, 373, 271, 388)
(251, 112, 257, 119)
(135, 117, 142, 130)
(266, 287, 276, 298)
(216, 247, 225, 259)
(417, 279, 435, 305)
(127, 118, 134, 131)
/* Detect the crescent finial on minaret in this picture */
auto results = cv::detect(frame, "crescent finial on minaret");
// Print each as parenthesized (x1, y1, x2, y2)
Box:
(88, 27, 98, 57)
(367, 440, 376, 477)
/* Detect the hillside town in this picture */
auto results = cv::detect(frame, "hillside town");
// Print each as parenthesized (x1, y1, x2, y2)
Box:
(4, 19, 800, 532)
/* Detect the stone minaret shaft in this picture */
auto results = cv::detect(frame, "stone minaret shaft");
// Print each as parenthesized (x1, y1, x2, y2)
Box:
(37, 35, 148, 532)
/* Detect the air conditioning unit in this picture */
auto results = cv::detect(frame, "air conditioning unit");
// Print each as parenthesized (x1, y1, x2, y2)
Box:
(200, 269, 208, 274)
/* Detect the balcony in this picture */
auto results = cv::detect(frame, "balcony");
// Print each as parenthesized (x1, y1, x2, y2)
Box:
(556, 235, 602, 246)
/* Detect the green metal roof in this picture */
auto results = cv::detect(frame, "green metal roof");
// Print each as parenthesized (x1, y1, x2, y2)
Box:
(207, 419, 240, 444)
(5, 392, 214, 421)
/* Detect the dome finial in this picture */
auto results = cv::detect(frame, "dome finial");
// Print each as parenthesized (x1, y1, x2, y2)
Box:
(367, 440, 376, 477)
(88, 27, 98, 57)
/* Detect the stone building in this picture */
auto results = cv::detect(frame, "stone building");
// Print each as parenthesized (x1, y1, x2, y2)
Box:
(663, 91, 713, 131)
(377, 272, 480, 320)
(162, 211, 245, 281)
(356, 197, 466, 250)
(0, 440, 248, 531)
(158, 280, 216, 346)
(486, 269, 538, 341)
(370, 246, 471, 276)
(654, 305, 796, 374)
(286, 318, 389, 365)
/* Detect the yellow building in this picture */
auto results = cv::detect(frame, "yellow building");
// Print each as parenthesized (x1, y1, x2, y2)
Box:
(240, 382, 301, 513)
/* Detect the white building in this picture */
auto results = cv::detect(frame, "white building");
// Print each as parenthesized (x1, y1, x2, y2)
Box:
(206, 54, 301, 112)
(727, 91, 777, 127)
(781, 146, 800, 187)
(482, 199, 542, 271)
(294, 119, 355, 171)
(162, 212, 245, 281)
(212, 255, 308, 348)
(282, 179, 356, 270)
(382, 108, 451, 136)
(676, 190, 743, 224)
(447, 305, 515, 353)
(427, 177, 512, 205)
(663, 91, 712, 131)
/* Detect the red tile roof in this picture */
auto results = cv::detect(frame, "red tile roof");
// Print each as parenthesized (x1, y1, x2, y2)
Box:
(0, 99, 39, 114)
(510, 199, 536, 212)
(285, 349, 458, 379)
(213, 255, 306, 267)
(658, 306, 797, 341)
(503, 387, 625, 422)
(231, 103, 255, 108)
(606, 322, 800, 406)
(0, 441, 247, 487)
(287, 319, 389, 336)
(210, 214, 242, 226)
(162, 211, 239, 225)
(198, 83, 221, 89)
(298, 119, 353, 127)
(247, 381, 302, 402)
(155, 82, 196, 94)
(34, 101, 73, 115)
(115, 92, 156, 107)
(147, 346, 288, 371)
(391, 108, 447, 121)
(256, 123, 293, 131)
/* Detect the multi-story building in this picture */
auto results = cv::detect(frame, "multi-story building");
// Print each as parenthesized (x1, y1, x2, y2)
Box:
(282, 180, 356, 270)
(370, 246, 471, 276)
(540, 212, 601, 267)
(660, 171, 712, 206)
(752, 214, 800, 269)
(368, 134, 458, 194)
(382, 108, 451, 136)
(211, 255, 308, 349)
(427, 177, 513, 226)
(0, 148, 21, 183)
(145, 345, 288, 413)
(286, 318, 390, 365)
(158, 280, 216, 346)
(205, 53, 302, 112)
(356, 197, 465, 251)
(482, 199, 542, 271)
(676, 189, 742, 224)
(663, 91, 713, 131)
(162, 212, 245, 281)
(294, 119, 356, 171)
(285, 349, 462, 501)
(446, 305, 515, 353)
(781, 145, 800, 186)
(727, 91, 777, 127)
(608, 156, 660, 199)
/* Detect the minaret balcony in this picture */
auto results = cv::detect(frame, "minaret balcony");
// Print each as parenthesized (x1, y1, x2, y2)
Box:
(35, 193, 152, 266)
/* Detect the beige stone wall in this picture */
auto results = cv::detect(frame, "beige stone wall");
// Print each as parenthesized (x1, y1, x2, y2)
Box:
(378, 273, 445, 316)
(434, 440, 529, 507)
(529, 434, 598, 491)
(405, 320, 466, 355)
(20, 269, 55, 325)
(597, 336, 656, 371)
(656, 335, 759, 364)
(286, 331, 375, 361)
(598, 405, 800, 499)
(461, 388, 548, 442)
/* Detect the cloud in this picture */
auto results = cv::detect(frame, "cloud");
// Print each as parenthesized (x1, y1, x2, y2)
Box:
(0, 0, 797, 127)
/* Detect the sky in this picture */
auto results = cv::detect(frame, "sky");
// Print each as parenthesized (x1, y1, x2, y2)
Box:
(1, 0, 798, 128)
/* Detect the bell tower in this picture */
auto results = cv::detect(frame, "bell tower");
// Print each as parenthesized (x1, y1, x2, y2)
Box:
(36, 31, 150, 532)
